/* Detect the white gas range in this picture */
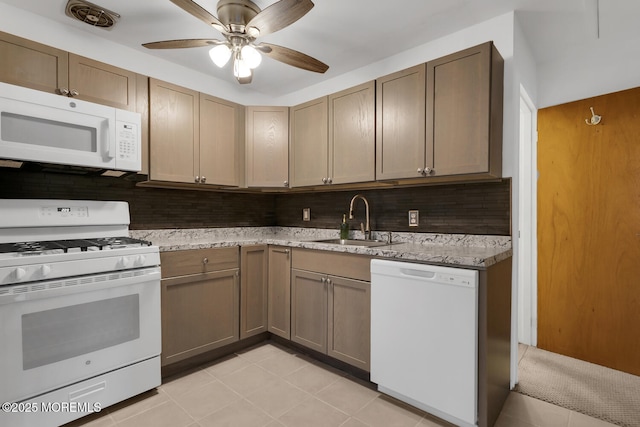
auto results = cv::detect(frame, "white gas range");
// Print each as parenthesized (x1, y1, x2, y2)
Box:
(0, 199, 161, 427)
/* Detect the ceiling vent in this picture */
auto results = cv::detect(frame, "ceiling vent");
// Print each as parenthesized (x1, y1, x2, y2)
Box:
(65, 0, 120, 29)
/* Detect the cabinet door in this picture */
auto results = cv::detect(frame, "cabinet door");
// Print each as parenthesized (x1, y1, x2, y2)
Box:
(149, 78, 199, 183)
(200, 94, 242, 186)
(161, 269, 240, 366)
(268, 246, 291, 339)
(427, 42, 501, 177)
(375, 64, 426, 180)
(290, 97, 328, 187)
(291, 269, 327, 353)
(240, 245, 268, 339)
(329, 81, 375, 184)
(68, 54, 137, 111)
(0, 31, 68, 94)
(246, 106, 290, 188)
(327, 276, 371, 371)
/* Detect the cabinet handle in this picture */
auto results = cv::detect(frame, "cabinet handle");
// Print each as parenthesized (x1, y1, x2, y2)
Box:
(69, 89, 79, 97)
(58, 87, 70, 96)
(201, 176, 206, 183)
(272, 248, 290, 255)
(202, 257, 208, 264)
(283, 180, 289, 187)
(195, 176, 200, 183)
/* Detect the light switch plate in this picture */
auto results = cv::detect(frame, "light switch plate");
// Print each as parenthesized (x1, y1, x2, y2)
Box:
(303, 208, 310, 221)
(408, 210, 419, 227)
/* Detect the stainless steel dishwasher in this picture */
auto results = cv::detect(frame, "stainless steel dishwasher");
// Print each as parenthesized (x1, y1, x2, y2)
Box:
(370, 259, 479, 427)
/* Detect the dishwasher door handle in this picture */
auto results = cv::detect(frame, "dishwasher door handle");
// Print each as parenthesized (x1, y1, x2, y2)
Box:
(399, 268, 436, 279)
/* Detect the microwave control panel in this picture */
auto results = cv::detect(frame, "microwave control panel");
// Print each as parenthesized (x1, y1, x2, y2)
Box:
(114, 109, 142, 172)
(117, 122, 138, 161)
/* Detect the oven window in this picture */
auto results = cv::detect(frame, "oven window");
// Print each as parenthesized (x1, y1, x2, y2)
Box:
(21, 294, 140, 370)
(1, 112, 97, 153)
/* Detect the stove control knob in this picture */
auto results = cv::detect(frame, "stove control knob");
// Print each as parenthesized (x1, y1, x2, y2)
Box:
(15, 267, 26, 280)
(40, 264, 52, 277)
(119, 257, 131, 268)
(135, 255, 146, 266)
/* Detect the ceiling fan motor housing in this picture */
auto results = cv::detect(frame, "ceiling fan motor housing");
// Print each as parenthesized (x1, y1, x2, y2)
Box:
(217, 0, 260, 29)
(65, 0, 120, 29)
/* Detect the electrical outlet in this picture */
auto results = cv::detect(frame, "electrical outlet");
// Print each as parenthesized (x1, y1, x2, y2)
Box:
(408, 210, 419, 227)
(302, 208, 310, 221)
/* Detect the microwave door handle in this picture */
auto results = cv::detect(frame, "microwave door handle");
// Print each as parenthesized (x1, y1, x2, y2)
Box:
(102, 118, 115, 159)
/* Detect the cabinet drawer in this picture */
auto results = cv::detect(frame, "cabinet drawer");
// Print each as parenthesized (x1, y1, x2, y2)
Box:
(291, 249, 371, 281)
(160, 247, 239, 278)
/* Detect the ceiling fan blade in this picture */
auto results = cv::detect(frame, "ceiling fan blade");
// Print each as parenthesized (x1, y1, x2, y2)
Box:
(170, 0, 228, 33)
(142, 39, 224, 49)
(260, 43, 328, 73)
(246, 0, 314, 37)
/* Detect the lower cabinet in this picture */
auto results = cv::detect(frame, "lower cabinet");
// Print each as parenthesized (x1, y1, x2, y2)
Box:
(291, 249, 372, 371)
(160, 247, 240, 366)
(240, 245, 268, 339)
(267, 246, 291, 339)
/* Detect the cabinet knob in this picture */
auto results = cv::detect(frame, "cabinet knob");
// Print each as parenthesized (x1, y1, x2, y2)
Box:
(326, 278, 332, 285)
(195, 176, 200, 183)
(58, 87, 70, 96)
(424, 167, 433, 175)
(322, 177, 327, 184)
(417, 168, 423, 175)
(69, 89, 79, 97)
(283, 180, 289, 187)
(201, 176, 206, 183)
(202, 257, 208, 264)
(321, 277, 326, 284)
(327, 177, 332, 184)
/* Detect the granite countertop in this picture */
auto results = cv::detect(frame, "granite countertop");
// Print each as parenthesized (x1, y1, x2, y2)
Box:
(130, 227, 512, 269)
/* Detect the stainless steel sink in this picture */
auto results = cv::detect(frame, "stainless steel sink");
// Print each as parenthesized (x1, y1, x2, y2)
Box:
(311, 238, 397, 247)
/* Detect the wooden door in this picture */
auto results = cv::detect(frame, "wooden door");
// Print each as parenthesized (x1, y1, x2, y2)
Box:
(290, 269, 327, 353)
(246, 106, 289, 188)
(327, 275, 371, 371)
(68, 54, 137, 111)
(200, 94, 241, 186)
(289, 97, 328, 187)
(426, 42, 502, 177)
(267, 246, 291, 339)
(328, 81, 375, 184)
(375, 64, 426, 180)
(538, 87, 640, 375)
(240, 245, 268, 339)
(149, 79, 199, 184)
(0, 31, 68, 94)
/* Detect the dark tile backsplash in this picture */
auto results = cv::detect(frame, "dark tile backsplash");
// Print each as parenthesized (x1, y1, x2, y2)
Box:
(0, 169, 510, 235)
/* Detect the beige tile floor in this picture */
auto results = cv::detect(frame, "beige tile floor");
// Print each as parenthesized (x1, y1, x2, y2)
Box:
(64, 342, 618, 427)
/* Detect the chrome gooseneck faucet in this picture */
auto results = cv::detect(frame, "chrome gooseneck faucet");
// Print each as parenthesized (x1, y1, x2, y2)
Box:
(348, 194, 371, 240)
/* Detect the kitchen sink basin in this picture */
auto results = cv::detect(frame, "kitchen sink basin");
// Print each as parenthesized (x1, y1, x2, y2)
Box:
(312, 238, 397, 247)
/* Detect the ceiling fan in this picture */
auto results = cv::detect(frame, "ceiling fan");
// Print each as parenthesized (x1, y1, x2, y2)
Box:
(143, 0, 329, 84)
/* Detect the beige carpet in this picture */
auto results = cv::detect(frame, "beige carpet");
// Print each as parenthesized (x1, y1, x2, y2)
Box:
(514, 345, 640, 427)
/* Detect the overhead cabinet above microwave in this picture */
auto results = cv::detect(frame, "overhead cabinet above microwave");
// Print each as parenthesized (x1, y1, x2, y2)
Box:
(0, 82, 142, 172)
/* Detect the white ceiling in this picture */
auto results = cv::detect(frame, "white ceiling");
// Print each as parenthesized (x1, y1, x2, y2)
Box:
(1, 0, 640, 99)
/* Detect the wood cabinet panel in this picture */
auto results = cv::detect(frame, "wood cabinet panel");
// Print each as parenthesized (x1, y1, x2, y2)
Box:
(329, 81, 375, 184)
(291, 248, 371, 282)
(136, 74, 150, 175)
(328, 276, 371, 371)
(68, 54, 136, 110)
(246, 106, 290, 188)
(149, 78, 199, 183)
(200, 94, 242, 186)
(240, 245, 268, 339)
(375, 64, 426, 180)
(0, 31, 68, 94)
(161, 268, 239, 366)
(290, 97, 328, 187)
(268, 246, 291, 339)
(291, 269, 327, 353)
(426, 42, 502, 178)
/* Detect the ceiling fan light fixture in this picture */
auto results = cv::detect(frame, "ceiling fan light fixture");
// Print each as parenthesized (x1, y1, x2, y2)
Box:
(233, 56, 252, 78)
(209, 44, 232, 67)
(241, 45, 262, 69)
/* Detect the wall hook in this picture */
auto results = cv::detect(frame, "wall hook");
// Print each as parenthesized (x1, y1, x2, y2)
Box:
(585, 107, 602, 125)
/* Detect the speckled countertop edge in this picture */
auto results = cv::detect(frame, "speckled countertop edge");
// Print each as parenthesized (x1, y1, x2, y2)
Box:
(130, 227, 512, 269)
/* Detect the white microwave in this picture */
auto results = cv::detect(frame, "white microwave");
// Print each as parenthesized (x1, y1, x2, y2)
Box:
(0, 82, 141, 172)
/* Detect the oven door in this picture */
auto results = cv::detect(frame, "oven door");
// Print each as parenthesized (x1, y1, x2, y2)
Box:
(0, 267, 161, 403)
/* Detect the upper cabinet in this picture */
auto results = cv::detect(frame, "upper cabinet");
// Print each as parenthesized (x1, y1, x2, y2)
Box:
(290, 82, 376, 188)
(329, 81, 375, 184)
(149, 79, 243, 187)
(0, 31, 137, 111)
(426, 42, 503, 180)
(375, 65, 427, 180)
(289, 97, 328, 187)
(245, 106, 289, 188)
